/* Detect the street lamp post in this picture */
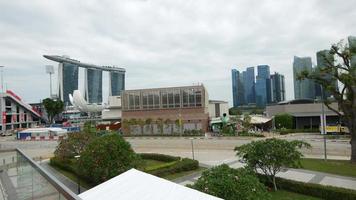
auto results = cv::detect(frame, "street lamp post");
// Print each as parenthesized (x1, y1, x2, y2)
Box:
(74, 155, 81, 194)
(190, 138, 195, 160)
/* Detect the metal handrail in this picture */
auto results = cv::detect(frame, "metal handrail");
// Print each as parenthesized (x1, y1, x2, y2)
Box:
(15, 148, 83, 200)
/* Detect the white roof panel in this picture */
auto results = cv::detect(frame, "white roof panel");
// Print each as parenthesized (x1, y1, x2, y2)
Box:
(79, 169, 222, 200)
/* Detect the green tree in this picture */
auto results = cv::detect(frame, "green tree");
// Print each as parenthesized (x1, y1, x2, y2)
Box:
(156, 118, 164, 134)
(79, 134, 140, 184)
(298, 36, 356, 162)
(235, 138, 311, 191)
(42, 98, 64, 124)
(274, 113, 294, 129)
(229, 107, 242, 115)
(54, 131, 95, 160)
(242, 114, 252, 132)
(145, 118, 153, 134)
(191, 164, 269, 200)
(137, 119, 145, 135)
(164, 119, 172, 134)
(122, 119, 130, 134)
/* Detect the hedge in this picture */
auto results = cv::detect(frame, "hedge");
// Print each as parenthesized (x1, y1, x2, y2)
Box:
(146, 158, 199, 177)
(258, 174, 356, 200)
(139, 153, 180, 162)
(50, 157, 76, 173)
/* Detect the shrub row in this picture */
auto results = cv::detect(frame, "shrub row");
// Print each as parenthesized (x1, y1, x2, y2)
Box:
(146, 158, 199, 177)
(258, 174, 356, 200)
(238, 131, 265, 137)
(277, 128, 320, 135)
(139, 153, 180, 162)
(50, 157, 76, 173)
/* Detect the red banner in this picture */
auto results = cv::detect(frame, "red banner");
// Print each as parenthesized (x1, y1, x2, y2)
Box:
(2, 112, 6, 125)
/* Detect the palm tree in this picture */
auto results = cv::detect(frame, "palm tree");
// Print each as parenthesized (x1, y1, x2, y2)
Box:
(145, 118, 153, 134)
(156, 118, 164, 134)
(137, 119, 145, 135)
(164, 119, 172, 134)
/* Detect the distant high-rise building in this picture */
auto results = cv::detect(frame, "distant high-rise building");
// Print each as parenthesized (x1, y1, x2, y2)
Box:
(231, 69, 245, 107)
(85, 69, 103, 103)
(293, 56, 315, 99)
(315, 50, 337, 99)
(270, 72, 285, 103)
(110, 72, 125, 96)
(58, 62, 79, 105)
(44, 55, 125, 106)
(255, 65, 270, 107)
(243, 67, 255, 104)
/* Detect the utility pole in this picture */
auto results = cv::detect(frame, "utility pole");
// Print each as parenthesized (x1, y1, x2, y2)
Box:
(0, 66, 4, 93)
(321, 85, 327, 161)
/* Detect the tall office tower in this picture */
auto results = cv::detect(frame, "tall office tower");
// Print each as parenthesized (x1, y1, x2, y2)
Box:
(231, 69, 245, 107)
(255, 65, 270, 107)
(58, 62, 79, 105)
(315, 50, 337, 99)
(243, 67, 255, 104)
(293, 56, 315, 99)
(270, 72, 286, 103)
(85, 69, 103, 103)
(110, 71, 125, 96)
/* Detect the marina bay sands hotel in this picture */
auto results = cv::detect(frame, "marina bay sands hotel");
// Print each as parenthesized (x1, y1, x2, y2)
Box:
(43, 55, 125, 105)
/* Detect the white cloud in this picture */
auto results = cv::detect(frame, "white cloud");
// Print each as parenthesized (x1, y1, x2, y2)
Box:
(0, 0, 355, 105)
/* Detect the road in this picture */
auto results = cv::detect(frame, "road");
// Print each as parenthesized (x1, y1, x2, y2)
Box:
(0, 133, 351, 166)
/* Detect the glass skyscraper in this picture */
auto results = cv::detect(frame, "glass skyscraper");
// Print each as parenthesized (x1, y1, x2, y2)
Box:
(59, 62, 78, 105)
(231, 69, 244, 107)
(110, 72, 125, 96)
(270, 72, 285, 103)
(243, 67, 255, 104)
(315, 50, 337, 99)
(293, 56, 315, 99)
(255, 65, 270, 107)
(85, 69, 103, 103)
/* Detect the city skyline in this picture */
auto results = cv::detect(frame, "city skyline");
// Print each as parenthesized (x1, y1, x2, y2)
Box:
(0, 1, 355, 105)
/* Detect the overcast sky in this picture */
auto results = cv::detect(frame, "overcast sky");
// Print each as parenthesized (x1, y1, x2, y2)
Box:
(1, 0, 355, 105)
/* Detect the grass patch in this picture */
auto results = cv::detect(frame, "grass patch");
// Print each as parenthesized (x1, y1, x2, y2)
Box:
(270, 190, 322, 200)
(301, 158, 356, 178)
(50, 164, 94, 189)
(163, 167, 206, 180)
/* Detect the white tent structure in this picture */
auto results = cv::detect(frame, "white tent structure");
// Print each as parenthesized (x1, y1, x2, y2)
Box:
(79, 169, 223, 200)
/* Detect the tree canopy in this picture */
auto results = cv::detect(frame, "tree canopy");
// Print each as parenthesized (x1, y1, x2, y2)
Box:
(298, 36, 356, 162)
(235, 138, 310, 191)
(42, 98, 64, 124)
(79, 134, 140, 184)
(191, 164, 269, 200)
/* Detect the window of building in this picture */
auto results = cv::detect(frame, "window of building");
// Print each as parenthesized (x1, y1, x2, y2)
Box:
(174, 90, 181, 108)
(189, 89, 195, 107)
(153, 92, 160, 109)
(168, 91, 174, 108)
(182, 89, 189, 107)
(162, 91, 168, 108)
(148, 93, 154, 109)
(195, 90, 202, 107)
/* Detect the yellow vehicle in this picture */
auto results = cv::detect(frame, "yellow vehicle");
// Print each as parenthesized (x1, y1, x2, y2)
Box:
(322, 123, 350, 134)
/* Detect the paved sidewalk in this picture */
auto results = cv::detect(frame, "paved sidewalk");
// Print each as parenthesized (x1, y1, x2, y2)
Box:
(175, 159, 356, 191)
(39, 160, 87, 194)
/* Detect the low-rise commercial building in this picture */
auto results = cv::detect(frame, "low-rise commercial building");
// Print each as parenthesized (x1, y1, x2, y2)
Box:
(121, 85, 209, 134)
(266, 99, 340, 129)
(208, 100, 229, 118)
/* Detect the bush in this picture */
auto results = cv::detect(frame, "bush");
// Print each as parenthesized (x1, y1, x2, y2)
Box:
(183, 129, 204, 136)
(146, 158, 199, 177)
(258, 174, 356, 200)
(275, 113, 294, 129)
(238, 131, 265, 137)
(50, 157, 76, 173)
(79, 134, 141, 184)
(277, 128, 320, 135)
(139, 153, 180, 162)
(191, 164, 270, 200)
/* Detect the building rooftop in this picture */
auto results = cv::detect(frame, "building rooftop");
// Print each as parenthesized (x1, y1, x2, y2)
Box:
(43, 55, 125, 72)
(79, 169, 222, 200)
